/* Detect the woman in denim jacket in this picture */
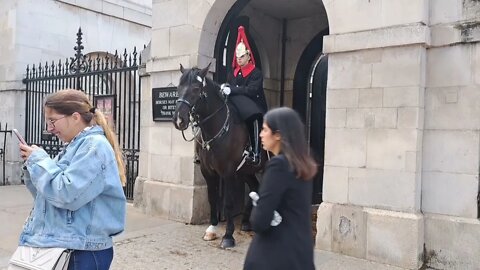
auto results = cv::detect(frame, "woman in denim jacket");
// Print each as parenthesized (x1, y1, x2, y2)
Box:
(17, 89, 126, 270)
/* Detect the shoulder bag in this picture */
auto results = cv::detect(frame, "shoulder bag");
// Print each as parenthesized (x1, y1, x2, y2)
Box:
(8, 246, 71, 270)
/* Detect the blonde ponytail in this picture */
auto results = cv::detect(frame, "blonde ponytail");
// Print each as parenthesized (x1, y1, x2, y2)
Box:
(93, 109, 126, 186)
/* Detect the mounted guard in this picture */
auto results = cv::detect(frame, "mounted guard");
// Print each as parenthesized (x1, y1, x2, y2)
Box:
(221, 26, 267, 166)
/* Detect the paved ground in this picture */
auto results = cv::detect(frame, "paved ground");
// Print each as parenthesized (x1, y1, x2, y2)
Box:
(0, 185, 406, 270)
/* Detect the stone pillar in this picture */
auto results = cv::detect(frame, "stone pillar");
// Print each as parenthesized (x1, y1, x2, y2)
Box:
(133, 38, 210, 223)
(134, 0, 235, 223)
(316, 0, 428, 268)
(421, 0, 480, 268)
(0, 1, 29, 185)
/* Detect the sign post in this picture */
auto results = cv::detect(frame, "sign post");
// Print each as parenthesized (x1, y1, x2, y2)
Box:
(152, 87, 178, 121)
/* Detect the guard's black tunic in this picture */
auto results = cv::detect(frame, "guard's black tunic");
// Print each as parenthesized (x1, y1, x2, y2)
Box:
(244, 155, 315, 270)
(228, 67, 267, 120)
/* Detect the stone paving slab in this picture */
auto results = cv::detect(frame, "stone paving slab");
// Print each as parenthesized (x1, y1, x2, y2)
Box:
(1, 185, 409, 270)
(112, 223, 251, 270)
(111, 220, 407, 270)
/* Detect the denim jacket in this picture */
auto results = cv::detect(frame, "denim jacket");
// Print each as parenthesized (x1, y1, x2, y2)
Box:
(19, 125, 126, 250)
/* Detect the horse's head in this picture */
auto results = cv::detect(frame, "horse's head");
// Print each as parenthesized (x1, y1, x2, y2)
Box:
(173, 63, 211, 130)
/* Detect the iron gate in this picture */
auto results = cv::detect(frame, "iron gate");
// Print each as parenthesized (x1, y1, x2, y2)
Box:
(23, 28, 142, 200)
(0, 123, 11, 186)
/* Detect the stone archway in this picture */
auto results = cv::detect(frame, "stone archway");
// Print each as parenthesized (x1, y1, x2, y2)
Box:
(198, 0, 329, 107)
(140, 0, 331, 225)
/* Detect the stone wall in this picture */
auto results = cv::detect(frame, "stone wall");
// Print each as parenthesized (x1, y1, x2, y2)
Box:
(422, 0, 480, 268)
(133, 0, 229, 223)
(317, 0, 480, 269)
(0, 0, 151, 184)
(136, 0, 330, 224)
(137, 1, 480, 268)
(316, 0, 428, 269)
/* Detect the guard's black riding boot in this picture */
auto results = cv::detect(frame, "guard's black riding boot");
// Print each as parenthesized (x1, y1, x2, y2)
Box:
(246, 119, 261, 165)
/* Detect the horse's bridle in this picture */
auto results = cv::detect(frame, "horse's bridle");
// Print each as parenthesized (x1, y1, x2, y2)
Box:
(176, 75, 230, 151)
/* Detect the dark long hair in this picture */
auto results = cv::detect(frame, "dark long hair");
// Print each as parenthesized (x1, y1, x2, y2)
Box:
(44, 89, 126, 185)
(264, 107, 317, 180)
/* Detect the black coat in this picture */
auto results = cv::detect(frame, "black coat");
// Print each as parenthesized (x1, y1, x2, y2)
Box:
(244, 155, 315, 270)
(228, 67, 268, 120)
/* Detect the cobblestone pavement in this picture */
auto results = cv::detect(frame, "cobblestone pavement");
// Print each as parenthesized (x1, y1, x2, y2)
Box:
(110, 219, 407, 270)
(112, 222, 251, 270)
(1, 186, 408, 270)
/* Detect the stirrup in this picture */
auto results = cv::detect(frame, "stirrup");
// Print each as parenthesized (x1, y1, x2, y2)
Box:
(236, 150, 250, 171)
(245, 153, 260, 165)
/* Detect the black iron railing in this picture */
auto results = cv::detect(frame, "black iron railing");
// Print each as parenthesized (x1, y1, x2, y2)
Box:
(23, 28, 142, 200)
(0, 123, 11, 185)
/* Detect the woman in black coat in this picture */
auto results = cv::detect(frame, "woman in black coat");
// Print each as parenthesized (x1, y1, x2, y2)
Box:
(244, 107, 317, 270)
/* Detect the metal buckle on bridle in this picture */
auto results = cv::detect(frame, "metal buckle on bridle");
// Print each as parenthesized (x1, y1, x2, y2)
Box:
(196, 75, 206, 87)
(196, 76, 208, 99)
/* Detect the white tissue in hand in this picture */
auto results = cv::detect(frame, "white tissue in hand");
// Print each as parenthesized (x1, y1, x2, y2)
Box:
(271, 211, 282, 226)
(249, 191, 259, 206)
(249, 191, 282, 226)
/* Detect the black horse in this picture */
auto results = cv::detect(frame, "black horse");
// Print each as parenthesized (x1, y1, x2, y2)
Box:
(173, 64, 264, 248)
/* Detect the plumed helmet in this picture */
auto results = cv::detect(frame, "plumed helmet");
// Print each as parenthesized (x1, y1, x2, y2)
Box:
(235, 40, 249, 58)
(232, 26, 256, 68)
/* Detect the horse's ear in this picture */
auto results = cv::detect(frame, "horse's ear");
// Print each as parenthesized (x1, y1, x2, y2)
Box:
(180, 64, 185, 74)
(199, 63, 211, 78)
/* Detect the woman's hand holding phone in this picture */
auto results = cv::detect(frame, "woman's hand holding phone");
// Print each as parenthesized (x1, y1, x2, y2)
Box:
(19, 144, 40, 161)
(12, 129, 26, 145)
(13, 129, 39, 161)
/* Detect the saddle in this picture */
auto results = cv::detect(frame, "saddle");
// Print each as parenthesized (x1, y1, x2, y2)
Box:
(228, 95, 262, 121)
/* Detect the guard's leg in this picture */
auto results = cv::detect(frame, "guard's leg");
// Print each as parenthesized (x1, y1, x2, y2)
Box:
(246, 117, 261, 165)
(252, 118, 262, 163)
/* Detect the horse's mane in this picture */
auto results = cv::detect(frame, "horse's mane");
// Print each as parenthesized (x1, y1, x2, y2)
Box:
(180, 67, 224, 101)
(204, 77, 223, 100)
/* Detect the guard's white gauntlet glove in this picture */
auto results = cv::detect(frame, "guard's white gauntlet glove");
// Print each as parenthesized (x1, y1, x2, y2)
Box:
(220, 83, 231, 96)
(249, 191, 283, 226)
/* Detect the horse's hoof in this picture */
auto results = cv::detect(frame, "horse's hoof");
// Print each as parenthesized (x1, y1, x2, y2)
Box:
(203, 232, 218, 241)
(241, 223, 252, 232)
(220, 237, 236, 249)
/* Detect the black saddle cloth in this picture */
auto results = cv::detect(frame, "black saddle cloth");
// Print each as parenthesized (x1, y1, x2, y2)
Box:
(228, 95, 262, 121)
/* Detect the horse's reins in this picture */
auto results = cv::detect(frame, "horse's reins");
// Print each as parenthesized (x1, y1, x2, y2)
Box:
(176, 98, 198, 142)
(177, 75, 230, 151)
(197, 105, 230, 150)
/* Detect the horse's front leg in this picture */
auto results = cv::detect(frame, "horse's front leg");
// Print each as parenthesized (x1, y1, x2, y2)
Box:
(202, 170, 220, 241)
(241, 174, 259, 232)
(220, 174, 236, 248)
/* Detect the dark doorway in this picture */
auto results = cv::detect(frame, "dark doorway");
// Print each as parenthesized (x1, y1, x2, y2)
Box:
(308, 55, 328, 205)
(292, 29, 328, 120)
(292, 29, 329, 204)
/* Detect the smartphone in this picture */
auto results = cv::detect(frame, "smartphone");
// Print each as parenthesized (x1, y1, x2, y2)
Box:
(12, 129, 27, 145)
